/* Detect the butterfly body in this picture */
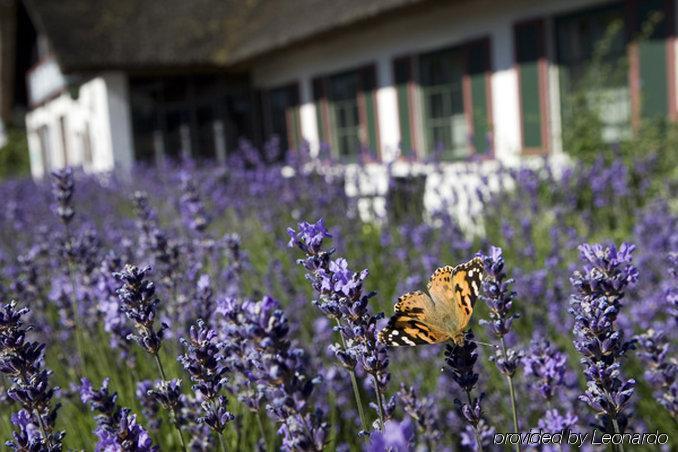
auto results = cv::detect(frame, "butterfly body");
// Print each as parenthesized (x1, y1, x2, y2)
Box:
(378, 257, 484, 347)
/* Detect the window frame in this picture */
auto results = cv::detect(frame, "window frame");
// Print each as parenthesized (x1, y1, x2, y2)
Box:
(400, 36, 493, 162)
(313, 64, 380, 163)
(262, 82, 302, 156)
(418, 46, 469, 160)
(555, 1, 633, 144)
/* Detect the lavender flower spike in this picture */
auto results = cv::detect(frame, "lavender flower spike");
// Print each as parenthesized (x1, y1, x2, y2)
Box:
(480, 246, 522, 443)
(635, 329, 677, 417)
(445, 330, 493, 452)
(114, 265, 168, 355)
(179, 319, 234, 435)
(1, 300, 64, 451)
(80, 377, 158, 451)
(570, 243, 637, 436)
(51, 168, 75, 225)
(288, 219, 391, 432)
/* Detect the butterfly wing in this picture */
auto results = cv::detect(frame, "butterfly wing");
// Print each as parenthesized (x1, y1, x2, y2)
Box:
(426, 257, 484, 342)
(378, 291, 450, 346)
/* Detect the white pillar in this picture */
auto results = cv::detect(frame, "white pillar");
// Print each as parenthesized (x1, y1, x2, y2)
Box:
(376, 54, 400, 162)
(490, 21, 521, 164)
(545, 17, 563, 154)
(298, 75, 319, 157)
(103, 72, 134, 175)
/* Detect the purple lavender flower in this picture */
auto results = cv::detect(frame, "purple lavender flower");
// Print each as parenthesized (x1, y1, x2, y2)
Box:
(179, 319, 234, 434)
(460, 420, 496, 452)
(51, 168, 75, 225)
(79, 377, 157, 451)
(635, 329, 676, 417)
(522, 339, 567, 401)
(366, 418, 414, 452)
(479, 246, 522, 437)
(397, 384, 442, 447)
(222, 295, 328, 451)
(569, 242, 637, 434)
(135, 380, 160, 430)
(146, 379, 186, 424)
(287, 219, 332, 256)
(480, 247, 520, 358)
(1, 300, 64, 451)
(288, 219, 390, 432)
(537, 409, 578, 433)
(180, 176, 210, 234)
(444, 330, 494, 451)
(114, 265, 168, 355)
(96, 408, 158, 452)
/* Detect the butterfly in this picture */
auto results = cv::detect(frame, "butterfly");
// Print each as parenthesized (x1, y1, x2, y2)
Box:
(378, 257, 484, 347)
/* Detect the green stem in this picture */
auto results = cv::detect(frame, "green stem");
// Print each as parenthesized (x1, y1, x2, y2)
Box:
(218, 432, 227, 452)
(500, 337, 520, 452)
(153, 354, 188, 452)
(611, 418, 625, 452)
(371, 373, 386, 431)
(66, 254, 86, 374)
(34, 409, 52, 448)
(256, 408, 270, 451)
(335, 319, 368, 431)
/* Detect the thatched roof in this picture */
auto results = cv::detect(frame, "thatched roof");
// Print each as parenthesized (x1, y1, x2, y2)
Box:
(24, 0, 428, 73)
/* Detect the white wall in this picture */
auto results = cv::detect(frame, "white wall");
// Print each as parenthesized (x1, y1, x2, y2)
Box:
(251, 0, 615, 161)
(25, 71, 133, 178)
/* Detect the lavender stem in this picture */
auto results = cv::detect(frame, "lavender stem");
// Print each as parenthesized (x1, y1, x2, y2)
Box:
(336, 318, 368, 431)
(500, 337, 520, 452)
(256, 407, 270, 451)
(611, 418, 625, 452)
(218, 432, 227, 452)
(153, 354, 188, 452)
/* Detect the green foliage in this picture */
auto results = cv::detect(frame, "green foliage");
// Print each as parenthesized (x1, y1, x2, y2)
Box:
(0, 126, 30, 180)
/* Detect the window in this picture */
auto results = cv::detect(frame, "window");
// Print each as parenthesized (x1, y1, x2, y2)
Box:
(413, 38, 492, 160)
(129, 75, 254, 165)
(329, 71, 362, 160)
(313, 65, 379, 162)
(263, 84, 301, 160)
(556, 3, 631, 143)
(419, 47, 469, 159)
(515, 19, 548, 151)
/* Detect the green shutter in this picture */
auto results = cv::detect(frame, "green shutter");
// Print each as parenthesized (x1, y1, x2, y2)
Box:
(288, 105, 302, 150)
(515, 20, 546, 149)
(636, 0, 670, 119)
(286, 84, 302, 150)
(312, 77, 328, 144)
(361, 65, 379, 153)
(393, 56, 413, 156)
(467, 39, 491, 154)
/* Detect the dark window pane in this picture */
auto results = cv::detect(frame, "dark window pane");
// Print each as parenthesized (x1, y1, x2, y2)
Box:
(328, 71, 361, 160)
(419, 47, 468, 159)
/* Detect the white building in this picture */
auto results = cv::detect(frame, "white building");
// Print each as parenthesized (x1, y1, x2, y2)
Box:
(23, 0, 678, 180)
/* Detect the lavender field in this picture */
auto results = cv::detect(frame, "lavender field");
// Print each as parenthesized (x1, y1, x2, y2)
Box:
(0, 143, 675, 451)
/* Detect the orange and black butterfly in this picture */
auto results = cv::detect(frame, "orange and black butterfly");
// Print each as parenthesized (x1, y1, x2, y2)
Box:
(378, 257, 484, 347)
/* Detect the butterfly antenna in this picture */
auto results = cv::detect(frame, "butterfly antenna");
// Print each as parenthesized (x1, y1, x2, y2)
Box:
(466, 339, 499, 349)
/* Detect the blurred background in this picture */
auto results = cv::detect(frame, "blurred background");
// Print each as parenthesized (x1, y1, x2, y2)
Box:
(0, 0, 676, 183)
